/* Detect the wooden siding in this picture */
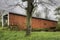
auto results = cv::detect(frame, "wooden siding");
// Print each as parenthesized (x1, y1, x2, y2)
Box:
(9, 13, 57, 30)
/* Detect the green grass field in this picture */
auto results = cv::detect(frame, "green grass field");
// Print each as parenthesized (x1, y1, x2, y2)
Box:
(0, 27, 60, 40)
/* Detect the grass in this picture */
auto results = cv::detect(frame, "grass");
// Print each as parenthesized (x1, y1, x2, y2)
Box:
(0, 27, 60, 40)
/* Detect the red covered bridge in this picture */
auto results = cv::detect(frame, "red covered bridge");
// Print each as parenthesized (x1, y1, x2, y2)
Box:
(8, 12, 57, 30)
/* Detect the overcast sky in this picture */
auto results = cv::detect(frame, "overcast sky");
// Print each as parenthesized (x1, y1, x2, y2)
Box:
(0, 0, 60, 21)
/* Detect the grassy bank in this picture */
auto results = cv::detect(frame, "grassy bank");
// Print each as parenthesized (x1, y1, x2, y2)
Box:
(0, 27, 60, 40)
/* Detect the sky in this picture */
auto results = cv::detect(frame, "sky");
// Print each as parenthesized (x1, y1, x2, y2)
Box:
(0, 0, 60, 21)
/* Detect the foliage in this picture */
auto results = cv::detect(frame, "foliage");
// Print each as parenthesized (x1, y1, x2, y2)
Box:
(55, 22, 60, 31)
(55, 7, 60, 11)
(0, 22, 2, 26)
(0, 16, 2, 26)
(8, 25, 19, 31)
(32, 28, 48, 31)
(32, 27, 56, 32)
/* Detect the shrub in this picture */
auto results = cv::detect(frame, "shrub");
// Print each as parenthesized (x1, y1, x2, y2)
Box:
(0, 22, 2, 26)
(55, 24, 60, 31)
(32, 28, 49, 32)
(8, 25, 19, 31)
(32, 27, 57, 32)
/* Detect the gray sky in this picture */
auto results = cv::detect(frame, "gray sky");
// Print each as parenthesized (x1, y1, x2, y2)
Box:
(0, 0, 60, 21)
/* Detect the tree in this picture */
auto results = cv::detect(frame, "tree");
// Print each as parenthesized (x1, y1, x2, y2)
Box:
(25, 0, 34, 36)
(55, 7, 60, 20)
(55, 7, 60, 15)
(44, 7, 50, 19)
(3, 0, 34, 36)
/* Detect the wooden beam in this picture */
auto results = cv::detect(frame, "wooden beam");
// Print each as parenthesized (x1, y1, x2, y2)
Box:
(8, 13, 9, 26)
(2, 15, 4, 28)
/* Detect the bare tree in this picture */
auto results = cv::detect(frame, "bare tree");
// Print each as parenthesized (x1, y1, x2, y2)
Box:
(44, 7, 50, 19)
(4, 0, 26, 10)
(55, 7, 60, 15)
(25, 0, 34, 36)
(55, 7, 60, 21)
(4, 0, 34, 36)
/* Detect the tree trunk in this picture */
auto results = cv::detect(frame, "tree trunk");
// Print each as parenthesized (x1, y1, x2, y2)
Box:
(26, 12, 32, 36)
(26, 0, 34, 36)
